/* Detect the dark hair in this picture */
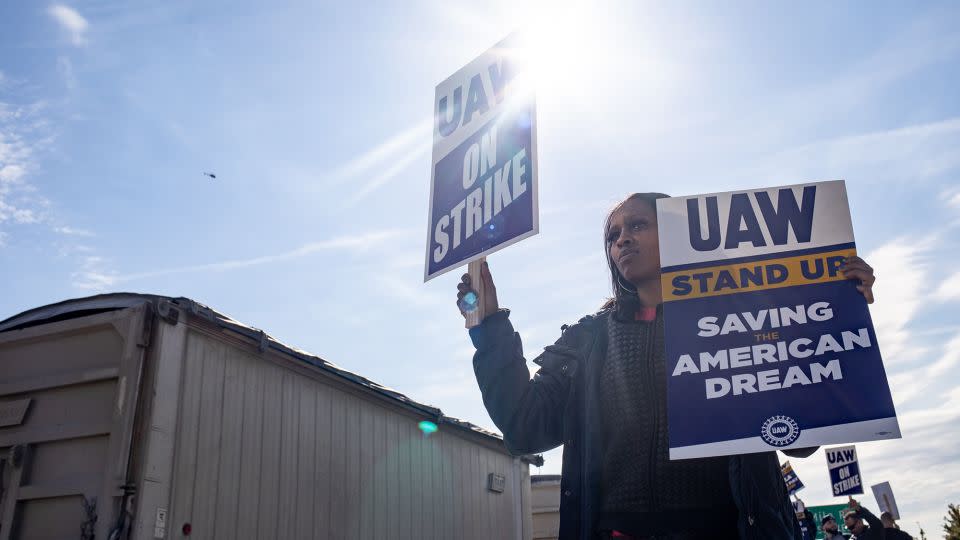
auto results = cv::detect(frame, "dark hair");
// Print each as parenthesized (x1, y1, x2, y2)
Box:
(600, 192, 670, 312)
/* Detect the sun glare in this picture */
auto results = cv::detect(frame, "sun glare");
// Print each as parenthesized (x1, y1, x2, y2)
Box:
(509, 1, 619, 102)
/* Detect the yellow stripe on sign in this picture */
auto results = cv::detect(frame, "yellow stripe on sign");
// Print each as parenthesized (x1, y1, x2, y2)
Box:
(661, 248, 858, 302)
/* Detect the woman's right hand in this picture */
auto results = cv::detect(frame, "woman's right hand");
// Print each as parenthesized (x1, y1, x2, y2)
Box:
(456, 261, 500, 321)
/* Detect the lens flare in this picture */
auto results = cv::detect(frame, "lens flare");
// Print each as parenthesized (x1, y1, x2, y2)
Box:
(458, 291, 479, 313)
(418, 420, 439, 435)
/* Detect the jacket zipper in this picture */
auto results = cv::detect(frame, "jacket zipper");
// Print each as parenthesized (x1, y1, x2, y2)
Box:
(579, 316, 603, 540)
(647, 317, 659, 513)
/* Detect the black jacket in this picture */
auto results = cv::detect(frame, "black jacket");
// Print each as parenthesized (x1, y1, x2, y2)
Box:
(882, 528, 912, 540)
(470, 309, 806, 540)
(800, 510, 817, 540)
(849, 506, 888, 540)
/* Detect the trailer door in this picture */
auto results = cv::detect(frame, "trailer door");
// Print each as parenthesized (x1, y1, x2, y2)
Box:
(0, 306, 150, 540)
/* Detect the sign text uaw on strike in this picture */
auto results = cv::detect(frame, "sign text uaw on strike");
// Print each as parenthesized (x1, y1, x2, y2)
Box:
(424, 34, 538, 281)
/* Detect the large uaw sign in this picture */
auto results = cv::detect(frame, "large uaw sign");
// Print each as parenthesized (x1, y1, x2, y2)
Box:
(826, 445, 864, 496)
(657, 180, 900, 459)
(423, 34, 538, 281)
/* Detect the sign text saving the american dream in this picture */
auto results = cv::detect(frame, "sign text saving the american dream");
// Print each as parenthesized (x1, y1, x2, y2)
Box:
(423, 34, 537, 281)
(657, 180, 900, 459)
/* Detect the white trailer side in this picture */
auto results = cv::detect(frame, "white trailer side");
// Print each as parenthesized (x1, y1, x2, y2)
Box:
(0, 294, 537, 540)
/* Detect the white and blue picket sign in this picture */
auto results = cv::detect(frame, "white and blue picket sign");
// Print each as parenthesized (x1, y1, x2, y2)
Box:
(657, 181, 900, 459)
(826, 445, 864, 497)
(781, 460, 805, 495)
(423, 33, 538, 282)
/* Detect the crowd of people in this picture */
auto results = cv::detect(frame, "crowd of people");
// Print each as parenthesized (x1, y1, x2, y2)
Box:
(797, 498, 913, 540)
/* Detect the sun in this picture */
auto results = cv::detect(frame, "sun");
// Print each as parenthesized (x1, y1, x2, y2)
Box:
(506, 0, 621, 102)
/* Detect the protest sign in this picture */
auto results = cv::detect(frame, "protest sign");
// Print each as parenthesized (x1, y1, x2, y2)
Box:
(657, 180, 900, 459)
(423, 33, 538, 282)
(807, 504, 851, 539)
(871, 481, 899, 519)
(826, 445, 864, 496)
(793, 498, 806, 518)
(782, 460, 805, 495)
(793, 500, 815, 538)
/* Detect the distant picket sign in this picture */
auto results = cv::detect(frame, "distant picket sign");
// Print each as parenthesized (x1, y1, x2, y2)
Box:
(423, 33, 538, 281)
(871, 481, 900, 519)
(792, 499, 806, 519)
(781, 460, 805, 495)
(657, 180, 901, 459)
(792, 500, 816, 538)
(826, 445, 864, 496)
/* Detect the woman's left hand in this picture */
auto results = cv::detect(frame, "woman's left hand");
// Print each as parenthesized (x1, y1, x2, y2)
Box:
(840, 256, 876, 304)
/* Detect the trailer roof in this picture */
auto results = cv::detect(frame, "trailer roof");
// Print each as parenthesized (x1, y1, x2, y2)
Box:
(0, 293, 543, 465)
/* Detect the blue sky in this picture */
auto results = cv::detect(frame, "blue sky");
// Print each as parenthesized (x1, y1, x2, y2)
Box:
(2, 0, 959, 535)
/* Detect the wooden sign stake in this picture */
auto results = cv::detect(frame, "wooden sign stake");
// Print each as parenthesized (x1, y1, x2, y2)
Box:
(464, 257, 486, 329)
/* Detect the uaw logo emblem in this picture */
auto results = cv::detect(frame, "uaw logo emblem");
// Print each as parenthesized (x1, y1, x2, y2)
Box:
(761, 415, 800, 447)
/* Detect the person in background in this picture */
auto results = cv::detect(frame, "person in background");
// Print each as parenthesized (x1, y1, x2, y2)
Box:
(844, 498, 885, 540)
(880, 512, 913, 540)
(799, 508, 817, 540)
(822, 514, 851, 540)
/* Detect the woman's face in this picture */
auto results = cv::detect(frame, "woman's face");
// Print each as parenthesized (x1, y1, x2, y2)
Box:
(607, 198, 661, 286)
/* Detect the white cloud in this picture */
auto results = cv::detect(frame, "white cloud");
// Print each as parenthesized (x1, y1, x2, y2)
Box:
(66, 230, 414, 292)
(863, 232, 960, 410)
(0, 200, 39, 224)
(47, 4, 89, 47)
(745, 117, 960, 186)
(936, 271, 960, 302)
(926, 333, 960, 378)
(54, 226, 94, 237)
(946, 189, 960, 209)
(1, 100, 49, 231)
(0, 139, 32, 193)
(108, 229, 412, 283)
(0, 164, 26, 183)
(73, 271, 117, 290)
(71, 255, 117, 291)
(863, 236, 934, 363)
(56, 242, 93, 258)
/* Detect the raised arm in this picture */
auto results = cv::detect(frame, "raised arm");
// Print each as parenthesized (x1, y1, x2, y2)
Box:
(848, 498, 886, 539)
(459, 262, 589, 454)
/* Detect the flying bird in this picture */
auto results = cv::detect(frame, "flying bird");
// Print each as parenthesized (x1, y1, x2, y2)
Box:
(203, 172, 216, 179)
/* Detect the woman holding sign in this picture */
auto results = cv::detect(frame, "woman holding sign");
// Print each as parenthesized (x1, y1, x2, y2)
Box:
(456, 192, 877, 540)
